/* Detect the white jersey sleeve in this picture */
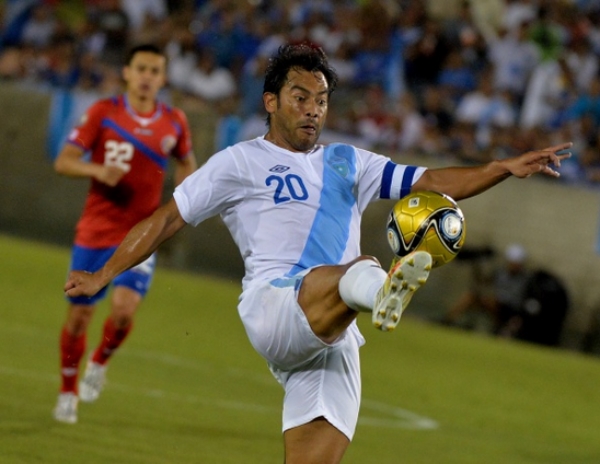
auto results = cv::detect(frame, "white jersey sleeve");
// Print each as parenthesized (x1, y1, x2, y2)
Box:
(173, 147, 244, 226)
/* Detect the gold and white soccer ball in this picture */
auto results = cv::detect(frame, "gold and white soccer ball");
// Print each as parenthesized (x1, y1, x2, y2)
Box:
(386, 191, 466, 268)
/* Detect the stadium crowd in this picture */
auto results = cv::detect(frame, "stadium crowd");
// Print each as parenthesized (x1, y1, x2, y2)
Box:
(2, 0, 600, 184)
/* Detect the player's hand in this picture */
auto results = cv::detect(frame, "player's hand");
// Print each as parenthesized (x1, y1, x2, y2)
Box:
(96, 165, 127, 187)
(505, 142, 572, 178)
(64, 270, 105, 298)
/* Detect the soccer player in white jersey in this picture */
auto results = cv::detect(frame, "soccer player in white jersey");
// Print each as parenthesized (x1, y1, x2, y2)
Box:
(63, 44, 571, 463)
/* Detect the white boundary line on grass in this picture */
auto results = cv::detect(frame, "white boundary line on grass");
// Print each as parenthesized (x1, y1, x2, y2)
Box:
(0, 324, 439, 431)
(1, 363, 439, 431)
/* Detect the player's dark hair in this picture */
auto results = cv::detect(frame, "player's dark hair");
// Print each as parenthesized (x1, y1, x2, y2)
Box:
(263, 43, 338, 125)
(125, 44, 165, 65)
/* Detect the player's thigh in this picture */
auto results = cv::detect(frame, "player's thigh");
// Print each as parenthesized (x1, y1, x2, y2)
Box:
(298, 256, 378, 341)
(298, 256, 379, 310)
(284, 417, 349, 464)
(275, 325, 363, 442)
(239, 279, 332, 369)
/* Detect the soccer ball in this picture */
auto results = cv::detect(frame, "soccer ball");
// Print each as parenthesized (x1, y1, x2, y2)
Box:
(386, 191, 466, 268)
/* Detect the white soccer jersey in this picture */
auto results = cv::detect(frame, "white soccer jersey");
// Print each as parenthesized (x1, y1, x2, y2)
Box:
(173, 136, 426, 290)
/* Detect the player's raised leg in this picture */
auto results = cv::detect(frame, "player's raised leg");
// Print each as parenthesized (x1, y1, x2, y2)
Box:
(297, 257, 382, 343)
(298, 253, 431, 342)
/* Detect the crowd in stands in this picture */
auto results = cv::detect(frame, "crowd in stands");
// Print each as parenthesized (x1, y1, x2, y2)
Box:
(3, 0, 600, 185)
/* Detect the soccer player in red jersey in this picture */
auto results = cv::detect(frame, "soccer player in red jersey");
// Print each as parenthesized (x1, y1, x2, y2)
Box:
(52, 44, 197, 423)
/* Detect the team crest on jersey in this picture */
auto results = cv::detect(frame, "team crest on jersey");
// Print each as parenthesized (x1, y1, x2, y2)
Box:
(328, 156, 349, 178)
(161, 135, 177, 154)
(269, 165, 290, 173)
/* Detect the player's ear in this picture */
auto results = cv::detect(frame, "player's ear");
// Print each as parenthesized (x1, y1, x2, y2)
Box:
(122, 65, 130, 83)
(263, 92, 277, 115)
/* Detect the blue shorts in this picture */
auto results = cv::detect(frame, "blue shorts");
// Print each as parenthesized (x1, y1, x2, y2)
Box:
(67, 245, 156, 305)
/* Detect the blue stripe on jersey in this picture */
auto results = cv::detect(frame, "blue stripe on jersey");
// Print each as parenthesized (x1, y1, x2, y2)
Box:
(380, 161, 395, 199)
(287, 144, 357, 276)
(101, 118, 167, 169)
(400, 165, 417, 198)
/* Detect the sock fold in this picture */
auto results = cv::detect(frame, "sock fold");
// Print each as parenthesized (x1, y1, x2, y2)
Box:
(339, 260, 387, 312)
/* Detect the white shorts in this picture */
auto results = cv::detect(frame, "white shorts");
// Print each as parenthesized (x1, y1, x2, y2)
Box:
(238, 275, 366, 440)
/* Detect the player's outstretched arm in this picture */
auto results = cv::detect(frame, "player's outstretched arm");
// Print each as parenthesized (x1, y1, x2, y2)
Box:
(64, 198, 187, 298)
(412, 142, 572, 201)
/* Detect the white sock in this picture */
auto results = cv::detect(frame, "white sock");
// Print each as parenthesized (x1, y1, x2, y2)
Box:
(339, 260, 387, 312)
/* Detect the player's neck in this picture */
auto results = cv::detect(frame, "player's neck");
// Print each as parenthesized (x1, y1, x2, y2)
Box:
(125, 93, 156, 116)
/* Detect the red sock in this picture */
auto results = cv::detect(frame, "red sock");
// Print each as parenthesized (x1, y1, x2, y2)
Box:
(91, 317, 133, 365)
(59, 326, 86, 394)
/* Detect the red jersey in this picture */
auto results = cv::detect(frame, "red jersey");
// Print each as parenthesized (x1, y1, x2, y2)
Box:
(68, 94, 192, 247)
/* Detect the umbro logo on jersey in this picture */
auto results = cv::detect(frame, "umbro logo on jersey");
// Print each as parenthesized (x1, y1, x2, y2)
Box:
(269, 165, 290, 173)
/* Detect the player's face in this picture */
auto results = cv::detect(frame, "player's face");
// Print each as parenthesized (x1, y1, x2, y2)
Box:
(123, 52, 166, 101)
(264, 68, 329, 152)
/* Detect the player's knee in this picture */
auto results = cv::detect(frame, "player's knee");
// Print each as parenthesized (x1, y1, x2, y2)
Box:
(345, 255, 380, 270)
(66, 305, 95, 335)
(110, 311, 134, 329)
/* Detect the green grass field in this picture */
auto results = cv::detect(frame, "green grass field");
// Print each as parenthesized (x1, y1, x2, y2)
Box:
(1, 233, 599, 464)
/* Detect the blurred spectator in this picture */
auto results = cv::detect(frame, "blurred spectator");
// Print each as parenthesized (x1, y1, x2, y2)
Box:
(380, 92, 425, 153)
(187, 47, 236, 102)
(238, 52, 269, 118)
(502, 0, 537, 34)
(563, 37, 598, 92)
(487, 22, 540, 106)
(39, 35, 81, 89)
(214, 93, 242, 150)
(443, 0, 488, 71)
(193, 0, 247, 74)
(88, 0, 130, 67)
(579, 134, 600, 183)
(519, 55, 571, 129)
(0, 44, 43, 82)
(405, 17, 451, 95)
(1, 0, 39, 48)
(351, 0, 404, 98)
(527, 4, 564, 63)
(419, 85, 454, 136)
(436, 49, 477, 105)
(121, 0, 167, 33)
(20, 3, 57, 49)
(443, 244, 532, 337)
(443, 240, 569, 347)
(516, 269, 569, 346)
(165, 25, 197, 91)
(455, 70, 517, 150)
